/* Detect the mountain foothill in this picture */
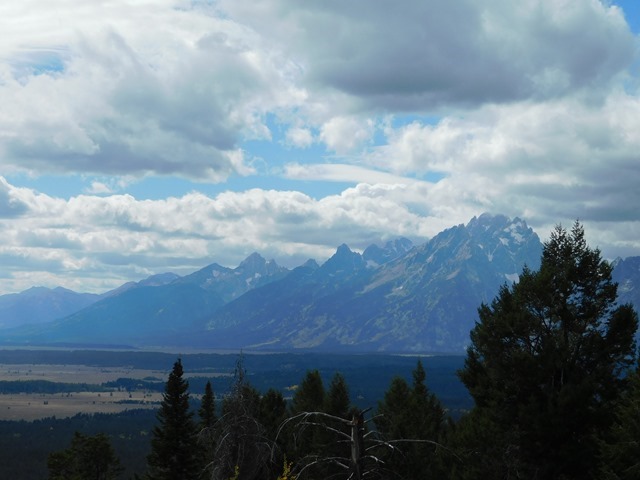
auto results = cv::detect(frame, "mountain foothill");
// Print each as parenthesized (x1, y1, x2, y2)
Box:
(1, 213, 638, 353)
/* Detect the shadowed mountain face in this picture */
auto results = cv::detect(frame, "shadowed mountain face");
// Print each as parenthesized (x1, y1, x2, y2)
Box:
(1, 213, 638, 353)
(613, 256, 640, 310)
(0, 287, 101, 329)
(199, 213, 543, 352)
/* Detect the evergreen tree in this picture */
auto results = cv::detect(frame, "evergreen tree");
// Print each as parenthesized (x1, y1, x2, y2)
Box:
(375, 360, 447, 479)
(259, 388, 287, 440)
(600, 368, 640, 479)
(198, 380, 216, 430)
(48, 431, 123, 480)
(259, 388, 288, 478)
(288, 369, 326, 461)
(203, 357, 271, 480)
(322, 373, 353, 477)
(458, 222, 638, 479)
(290, 369, 325, 414)
(147, 358, 200, 480)
(324, 372, 351, 418)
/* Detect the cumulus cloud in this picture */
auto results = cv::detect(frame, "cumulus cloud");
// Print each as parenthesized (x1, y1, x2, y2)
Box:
(0, 177, 29, 218)
(0, 1, 300, 181)
(0, 177, 445, 293)
(220, 0, 635, 110)
(364, 90, 640, 249)
(284, 127, 314, 148)
(1, 0, 639, 294)
(2, 1, 634, 181)
(319, 116, 375, 154)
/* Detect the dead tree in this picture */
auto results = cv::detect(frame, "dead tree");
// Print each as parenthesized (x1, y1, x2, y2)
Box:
(277, 408, 455, 480)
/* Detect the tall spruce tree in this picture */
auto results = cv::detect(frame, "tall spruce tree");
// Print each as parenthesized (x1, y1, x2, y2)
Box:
(198, 380, 216, 430)
(324, 372, 351, 419)
(290, 369, 325, 414)
(375, 360, 447, 479)
(202, 357, 271, 480)
(147, 358, 200, 480)
(321, 373, 353, 478)
(288, 369, 326, 461)
(458, 222, 638, 479)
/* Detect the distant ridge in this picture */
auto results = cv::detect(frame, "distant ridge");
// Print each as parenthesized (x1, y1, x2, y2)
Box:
(1, 214, 638, 353)
(0, 287, 101, 329)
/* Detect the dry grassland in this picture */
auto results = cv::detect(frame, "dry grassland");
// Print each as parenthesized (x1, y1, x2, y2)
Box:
(0, 363, 167, 383)
(0, 363, 168, 421)
(0, 390, 163, 421)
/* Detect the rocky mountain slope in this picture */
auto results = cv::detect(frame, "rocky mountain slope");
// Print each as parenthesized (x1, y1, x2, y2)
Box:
(199, 213, 542, 352)
(1, 213, 638, 353)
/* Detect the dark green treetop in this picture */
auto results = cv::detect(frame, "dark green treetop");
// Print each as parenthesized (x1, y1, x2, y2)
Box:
(324, 372, 351, 418)
(146, 358, 199, 480)
(48, 431, 123, 480)
(458, 222, 638, 479)
(375, 359, 447, 479)
(290, 369, 325, 415)
(198, 380, 216, 430)
(600, 369, 640, 479)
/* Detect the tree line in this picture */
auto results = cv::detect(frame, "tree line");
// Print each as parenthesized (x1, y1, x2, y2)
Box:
(49, 222, 640, 479)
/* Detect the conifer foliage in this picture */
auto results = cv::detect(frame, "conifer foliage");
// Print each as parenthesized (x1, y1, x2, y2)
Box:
(48, 431, 123, 480)
(198, 380, 216, 430)
(375, 360, 447, 479)
(146, 358, 200, 480)
(458, 222, 638, 479)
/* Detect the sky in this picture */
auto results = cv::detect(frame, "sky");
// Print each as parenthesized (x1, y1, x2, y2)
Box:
(0, 0, 639, 295)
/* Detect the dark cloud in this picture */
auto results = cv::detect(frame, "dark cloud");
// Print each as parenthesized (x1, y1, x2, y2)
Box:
(222, 0, 635, 110)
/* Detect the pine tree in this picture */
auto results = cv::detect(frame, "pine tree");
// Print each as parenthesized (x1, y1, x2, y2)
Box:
(259, 388, 287, 440)
(198, 380, 216, 430)
(375, 360, 447, 479)
(202, 356, 271, 480)
(48, 431, 123, 480)
(458, 222, 638, 478)
(600, 366, 640, 479)
(324, 372, 351, 418)
(290, 369, 325, 414)
(321, 373, 353, 477)
(146, 358, 200, 480)
(288, 369, 326, 461)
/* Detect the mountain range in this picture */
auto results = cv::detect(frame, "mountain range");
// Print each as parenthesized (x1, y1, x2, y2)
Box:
(1, 213, 638, 353)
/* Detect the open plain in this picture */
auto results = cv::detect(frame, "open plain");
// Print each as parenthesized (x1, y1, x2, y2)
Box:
(0, 363, 168, 421)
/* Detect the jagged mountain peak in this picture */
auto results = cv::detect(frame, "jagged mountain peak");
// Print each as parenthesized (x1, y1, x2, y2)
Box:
(363, 237, 414, 267)
(466, 213, 533, 241)
(300, 259, 320, 270)
(3, 214, 638, 353)
(237, 252, 283, 277)
(459, 213, 540, 266)
(238, 252, 267, 270)
(321, 244, 364, 271)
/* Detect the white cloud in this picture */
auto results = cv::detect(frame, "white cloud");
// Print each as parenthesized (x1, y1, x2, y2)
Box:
(0, 176, 446, 293)
(0, 1, 301, 181)
(85, 181, 114, 195)
(0, 0, 639, 295)
(363, 90, 640, 243)
(0, 177, 30, 218)
(319, 116, 375, 154)
(284, 127, 314, 148)
(284, 163, 426, 186)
